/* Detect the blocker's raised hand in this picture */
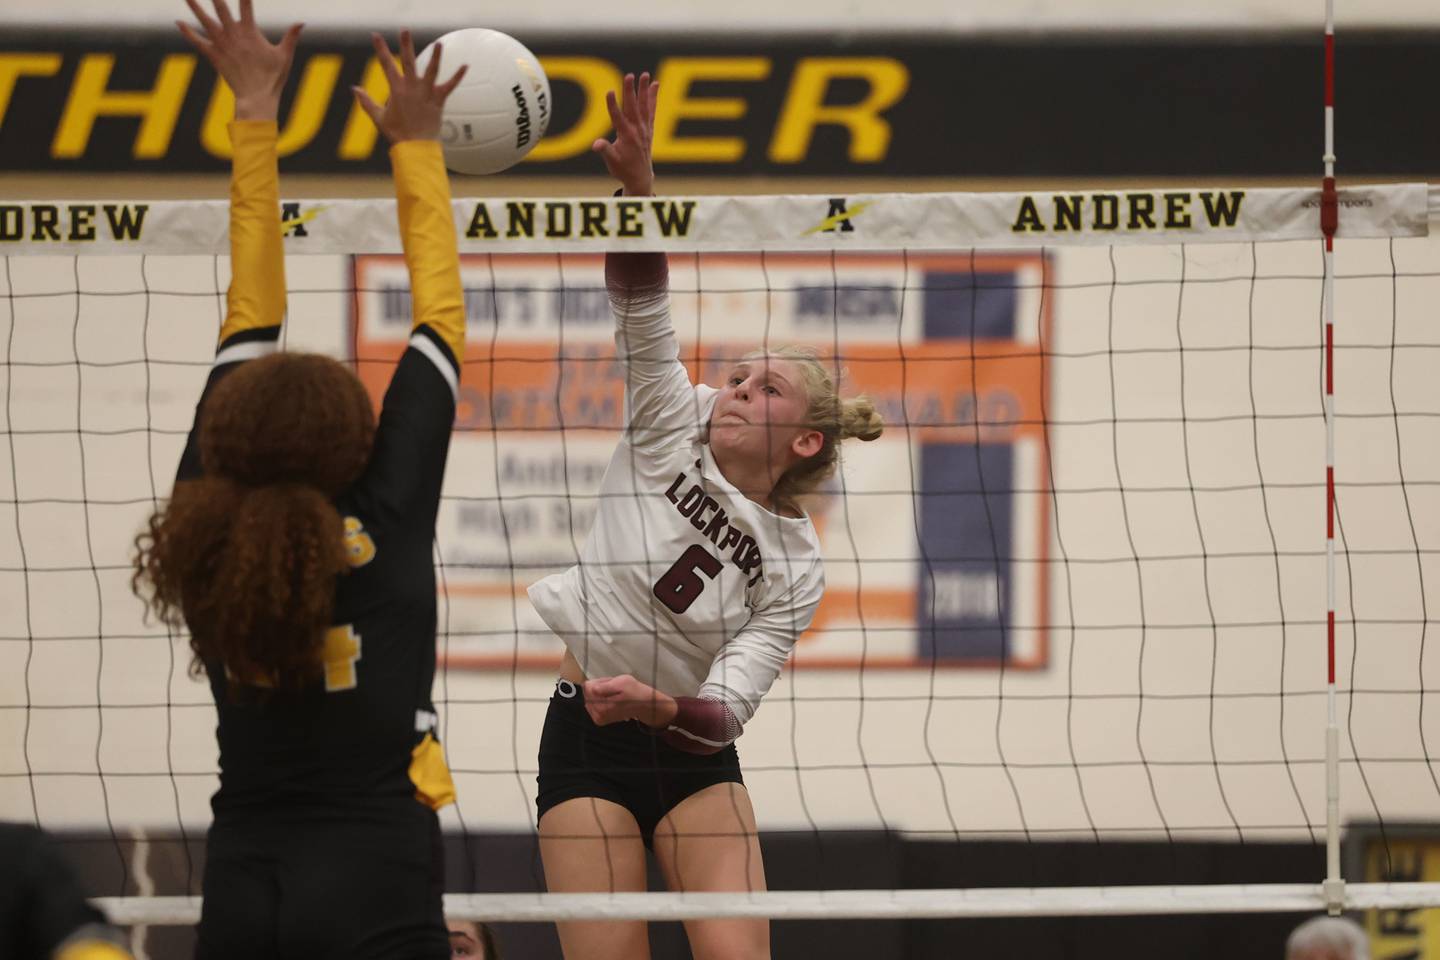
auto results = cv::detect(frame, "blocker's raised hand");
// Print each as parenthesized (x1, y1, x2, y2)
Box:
(592, 71, 659, 197)
(352, 31, 468, 145)
(177, 0, 303, 121)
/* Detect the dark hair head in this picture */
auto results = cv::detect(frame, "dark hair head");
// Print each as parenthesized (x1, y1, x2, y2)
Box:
(133, 353, 376, 692)
(200, 352, 375, 494)
(448, 919, 503, 960)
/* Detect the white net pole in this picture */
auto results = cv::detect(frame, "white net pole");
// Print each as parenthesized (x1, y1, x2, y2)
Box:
(92, 882, 1440, 926)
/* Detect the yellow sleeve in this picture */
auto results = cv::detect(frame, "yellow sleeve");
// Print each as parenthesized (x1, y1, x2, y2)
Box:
(55, 940, 134, 960)
(218, 119, 286, 352)
(391, 139, 465, 364)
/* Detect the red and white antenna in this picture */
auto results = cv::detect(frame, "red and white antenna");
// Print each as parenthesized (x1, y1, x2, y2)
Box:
(1320, 0, 1344, 917)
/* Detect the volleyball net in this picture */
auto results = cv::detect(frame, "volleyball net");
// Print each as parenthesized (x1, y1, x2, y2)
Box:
(3, 182, 1440, 925)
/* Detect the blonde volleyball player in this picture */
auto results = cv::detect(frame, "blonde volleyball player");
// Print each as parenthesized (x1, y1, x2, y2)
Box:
(134, 6, 468, 957)
(530, 73, 884, 960)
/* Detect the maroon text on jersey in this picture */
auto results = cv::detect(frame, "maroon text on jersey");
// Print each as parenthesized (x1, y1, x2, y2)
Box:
(663, 469, 765, 587)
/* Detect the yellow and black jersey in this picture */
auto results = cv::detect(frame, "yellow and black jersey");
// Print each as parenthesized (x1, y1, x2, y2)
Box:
(174, 128, 466, 815)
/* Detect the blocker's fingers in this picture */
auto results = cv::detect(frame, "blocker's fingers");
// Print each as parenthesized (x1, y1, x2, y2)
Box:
(278, 23, 304, 64)
(371, 33, 401, 85)
(399, 29, 418, 78)
(211, 0, 237, 30)
(436, 64, 468, 100)
(423, 41, 442, 85)
(351, 86, 384, 127)
(238, 0, 253, 24)
(176, 21, 217, 61)
(183, 0, 221, 38)
(644, 78, 659, 127)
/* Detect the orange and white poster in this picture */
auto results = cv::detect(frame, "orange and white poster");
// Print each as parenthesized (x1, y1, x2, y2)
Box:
(352, 251, 1051, 670)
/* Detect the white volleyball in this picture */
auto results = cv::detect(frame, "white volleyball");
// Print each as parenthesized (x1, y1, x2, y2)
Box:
(414, 28, 551, 175)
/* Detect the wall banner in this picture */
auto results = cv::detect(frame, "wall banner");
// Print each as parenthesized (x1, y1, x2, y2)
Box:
(2, 31, 1438, 177)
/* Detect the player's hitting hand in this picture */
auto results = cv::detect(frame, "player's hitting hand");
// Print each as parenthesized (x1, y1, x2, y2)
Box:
(177, 0, 303, 122)
(584, 674, 678, 729)
(353, 31, 468, 146)
(592, 71, 658, 197)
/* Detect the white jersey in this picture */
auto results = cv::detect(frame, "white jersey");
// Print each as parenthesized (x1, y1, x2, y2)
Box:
(527, 259, 824, 726)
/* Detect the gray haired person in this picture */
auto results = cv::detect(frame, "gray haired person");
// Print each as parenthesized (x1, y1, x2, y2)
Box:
(1285, 915, 1369, 960)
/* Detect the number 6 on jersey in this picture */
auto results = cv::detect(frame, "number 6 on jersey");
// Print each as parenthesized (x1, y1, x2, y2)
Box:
(653, 544, 724, 614)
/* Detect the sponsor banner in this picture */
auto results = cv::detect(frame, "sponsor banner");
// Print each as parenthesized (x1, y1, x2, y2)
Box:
(0, 184, 1429, 256)
(1, 33, 1439, 177)
(353, 251, 1050, 669)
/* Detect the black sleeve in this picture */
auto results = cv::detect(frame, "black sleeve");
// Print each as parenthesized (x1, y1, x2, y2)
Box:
(349, 339, 458, 530)
(0, 824, 108, 960)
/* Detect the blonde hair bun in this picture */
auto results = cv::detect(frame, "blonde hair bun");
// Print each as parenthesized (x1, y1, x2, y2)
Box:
(840, 396, 884, 442)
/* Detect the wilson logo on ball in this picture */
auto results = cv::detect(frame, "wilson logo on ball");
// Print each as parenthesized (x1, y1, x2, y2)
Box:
(416, 28, 552, 175)
(512, 83, 532, 149)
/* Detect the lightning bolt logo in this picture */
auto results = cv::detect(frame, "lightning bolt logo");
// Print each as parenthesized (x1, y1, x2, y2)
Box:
(282, 204, 328, 236)
(804, 200, 874, 236)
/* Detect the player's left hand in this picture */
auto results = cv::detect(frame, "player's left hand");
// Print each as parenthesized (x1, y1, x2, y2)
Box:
(177, 0, 303, 122)
(592, 71, 658, 197)
(584, 674, 678, 729)
(352, 30, 468, 145)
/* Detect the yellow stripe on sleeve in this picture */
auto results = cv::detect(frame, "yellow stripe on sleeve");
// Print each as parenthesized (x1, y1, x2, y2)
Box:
(391, 140, 465, 365)
(219, 120, 286, 348)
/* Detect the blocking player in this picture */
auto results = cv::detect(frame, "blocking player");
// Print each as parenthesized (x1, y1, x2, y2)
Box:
(132, 5, 468, 957)
(529, 72, 884, 960)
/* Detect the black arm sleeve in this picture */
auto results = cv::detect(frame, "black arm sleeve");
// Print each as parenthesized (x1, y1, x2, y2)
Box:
(349, 343, 458, 529)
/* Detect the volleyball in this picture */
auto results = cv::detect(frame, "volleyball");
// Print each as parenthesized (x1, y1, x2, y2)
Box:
(414, 28, 551, 176)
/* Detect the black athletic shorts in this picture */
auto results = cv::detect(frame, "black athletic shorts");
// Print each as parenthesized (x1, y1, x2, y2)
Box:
(195, 800, 447, 960)
(535, 678, 744, 848)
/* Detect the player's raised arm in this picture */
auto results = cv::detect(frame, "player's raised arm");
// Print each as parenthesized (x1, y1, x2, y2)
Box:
(593, 72, 699, 452)
(355, 31, 468, 376)
(179, 0, 303, 361)
(349, 32, 468, 522)
(171, 0, 301, 484)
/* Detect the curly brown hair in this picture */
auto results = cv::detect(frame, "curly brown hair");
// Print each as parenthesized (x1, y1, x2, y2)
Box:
(133, 353, 376, 692)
